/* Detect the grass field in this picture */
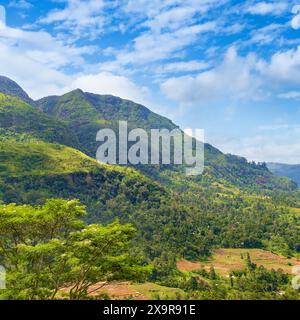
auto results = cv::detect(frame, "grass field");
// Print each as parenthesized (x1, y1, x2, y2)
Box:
(177, 248, 300, 276)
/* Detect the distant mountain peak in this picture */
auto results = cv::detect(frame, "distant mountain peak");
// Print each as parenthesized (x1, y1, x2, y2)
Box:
(0, 75, 33, 105)
(267, 162, 300, 188)
(67, 88, 85, 95)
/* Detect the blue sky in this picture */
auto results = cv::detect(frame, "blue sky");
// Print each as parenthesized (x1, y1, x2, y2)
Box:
(1, 0, 300, 163)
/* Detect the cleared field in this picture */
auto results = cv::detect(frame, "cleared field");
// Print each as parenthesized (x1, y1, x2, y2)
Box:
(177, 248, 300, 276)
(71, 282, 184, 300)
(87, 282, 148, 300)
(129, 283, 185, 300)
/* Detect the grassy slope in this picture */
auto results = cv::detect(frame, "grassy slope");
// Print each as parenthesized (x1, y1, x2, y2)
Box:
(0, 140, 100, 177)
(0, 138, 160, 187)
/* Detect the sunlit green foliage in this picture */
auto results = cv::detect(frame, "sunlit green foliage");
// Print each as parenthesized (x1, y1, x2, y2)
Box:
(0, 199, 150, 300)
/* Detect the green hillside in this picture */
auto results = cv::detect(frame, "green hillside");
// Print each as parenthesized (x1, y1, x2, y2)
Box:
(0, 140, 99, 177)
(0, 138, 166, 223)
(0, 75, 34, 105)
(268, 162, 300, 187)
(0, 93, 80, 148)
(36, 90, 296, 192)
(0, 78, 299, 257)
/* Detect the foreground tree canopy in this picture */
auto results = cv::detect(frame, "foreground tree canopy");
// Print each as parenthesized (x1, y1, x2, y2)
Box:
(0, 199, 150, 300)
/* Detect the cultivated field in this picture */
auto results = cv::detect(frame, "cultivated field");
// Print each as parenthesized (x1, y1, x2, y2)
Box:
(177, 248, 300, 276)
(63, 282, 185, 300)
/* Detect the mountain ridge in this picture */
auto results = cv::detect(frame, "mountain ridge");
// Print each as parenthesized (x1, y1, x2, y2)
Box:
(268, 162, 300, 187)
(0, 76, 34, 105)
(0, 75, 300, 263)
(0, 75, 297, 192)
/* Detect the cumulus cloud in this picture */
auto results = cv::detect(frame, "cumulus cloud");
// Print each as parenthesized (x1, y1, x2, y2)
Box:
(209, 128, 300, 164)
(258, 46, 300, 85)
(160, 44, 300, 108)
(0, 7, 147, 102)
(161, 47, 261, 106)
(68, 72, 149, 103)
(0, 41, 70, 98)
(246, 1, 288, 15)
(0, 40, 148, 102)
(0, 17, 95, 70)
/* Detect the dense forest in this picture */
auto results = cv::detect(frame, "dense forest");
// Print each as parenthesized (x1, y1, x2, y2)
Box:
(0, 76, 299, 300)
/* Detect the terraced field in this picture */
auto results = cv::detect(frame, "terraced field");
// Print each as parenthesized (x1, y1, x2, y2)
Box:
(177, 248, 300, 276)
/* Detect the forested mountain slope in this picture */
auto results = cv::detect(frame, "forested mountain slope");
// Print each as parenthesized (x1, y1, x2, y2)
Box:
(0, 76, 34, 105)
(268, 162, 300, 187)
(0, 93, 80, 148)
(35, 88, 296, 192)
(0, 75, 294, 191)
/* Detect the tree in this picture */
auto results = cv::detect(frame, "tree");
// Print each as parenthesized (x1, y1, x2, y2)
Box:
(246, 253, 256, 272)
(0, 199, 150, 300)
(209, 266, 218, 280)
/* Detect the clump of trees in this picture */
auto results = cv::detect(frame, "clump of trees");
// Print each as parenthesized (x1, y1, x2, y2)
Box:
(0, 199, 150, 300)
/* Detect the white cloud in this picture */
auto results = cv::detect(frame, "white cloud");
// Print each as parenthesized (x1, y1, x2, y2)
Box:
(0, 39, 149, 102)
(115, 21, 216, 66)
(68, 72, 149, 103)
(258, 46, 300, 85)
(209, 130, 300, 164)
(0, 23, 94, 69)
(0, 7, 147, 102)
(246, 23, 285, 46)
(155, 60, 210, 74)
(39, 0, 107, 39)
(246, 1, 288, 15)
(124, 0, 226, 18)
(8, 0, 32, 10)
(291, 5, 300, 29)
(257, 123, 292, 131)
(0, 5, 6, 27)
(161, 45, 300, 108)
(278, 91, 300, 99)
(104, 0, 225, 69)
(0, 41, 70, 98)
(161, 47, 261, 106)
(142, 6, 198, 32)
